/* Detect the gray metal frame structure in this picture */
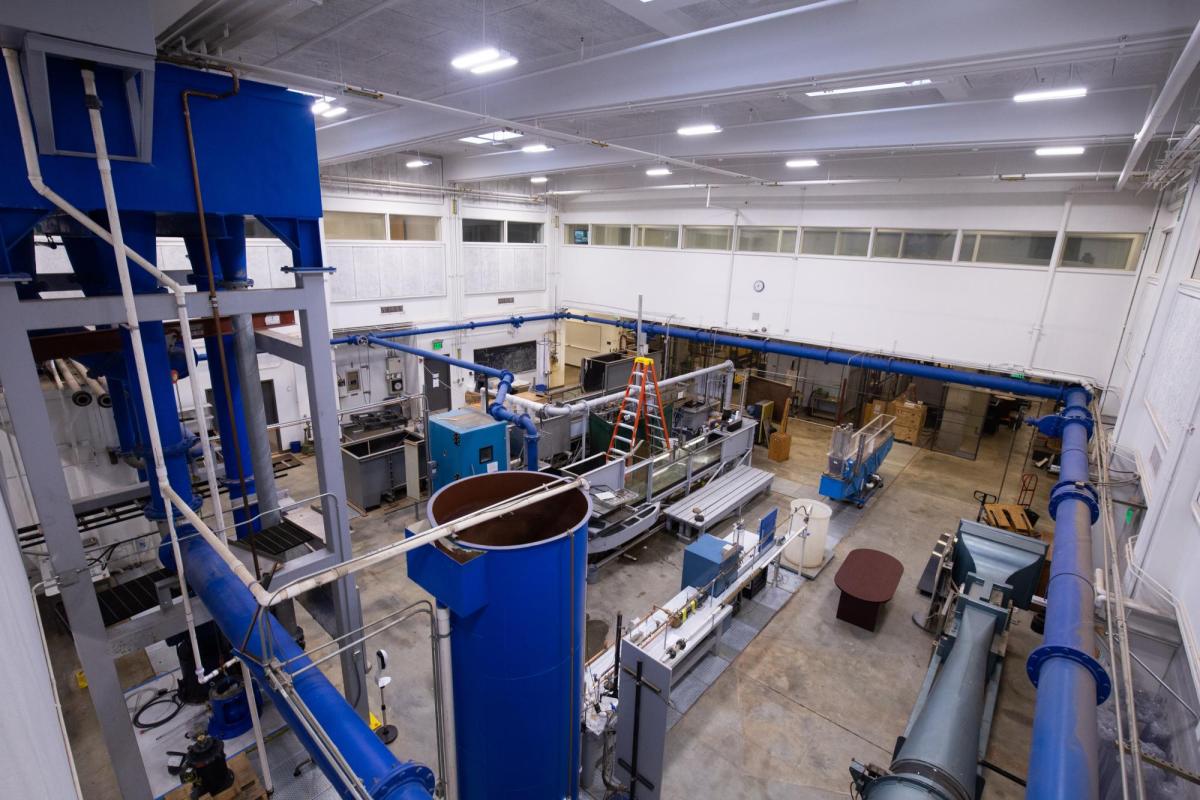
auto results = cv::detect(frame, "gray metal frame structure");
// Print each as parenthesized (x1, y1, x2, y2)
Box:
(0, 272, 367, 799)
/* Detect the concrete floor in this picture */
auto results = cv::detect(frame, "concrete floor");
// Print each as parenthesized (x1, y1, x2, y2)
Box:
(49, 415, 1051, 799)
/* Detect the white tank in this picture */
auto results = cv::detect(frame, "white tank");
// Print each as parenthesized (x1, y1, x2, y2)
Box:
(783, 498, 833, 570)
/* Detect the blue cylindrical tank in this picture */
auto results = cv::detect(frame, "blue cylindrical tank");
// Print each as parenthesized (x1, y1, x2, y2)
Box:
(424, 472, 590, 800)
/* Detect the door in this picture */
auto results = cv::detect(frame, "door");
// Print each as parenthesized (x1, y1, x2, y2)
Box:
(934, 386, 989, 460)
(424, 360, 451, 413)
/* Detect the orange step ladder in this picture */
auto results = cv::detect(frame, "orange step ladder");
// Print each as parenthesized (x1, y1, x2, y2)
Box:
(606, 357, 672, 461)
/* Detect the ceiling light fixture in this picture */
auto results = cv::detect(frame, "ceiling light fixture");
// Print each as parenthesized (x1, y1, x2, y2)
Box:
(1035, 146, 1085, 156)
(786, 158, 820, 168)
(1014, 87, 1087, 103)
(451, 47, 501, 70)
(522, 143, 555, 153)
(677, 123, 721, 136)
(310, 99, 331, 115)
(459, 130, 523, 145)
(646, 167, 672, 176)
(471, 56, 519, 75)
(459, 136, 490, 144)
(530, 176, 548, 184)
(406, 159, 432, 168)
(805, 78, 932, 97)
(321, 106, 347, 119)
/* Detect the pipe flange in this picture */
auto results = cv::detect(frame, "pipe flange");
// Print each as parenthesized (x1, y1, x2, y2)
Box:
(372, 760, 436, 799)
(1048, 480, 1100, 524)
(1025, 407, 1094, 439)
(1026, 644, 1112, 704)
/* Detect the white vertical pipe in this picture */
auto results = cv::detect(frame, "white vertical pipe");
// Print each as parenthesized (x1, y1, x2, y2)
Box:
(79, 68, 207, 682)
(46, 359, 63, 390)
(1027, 196, 1073, 368)
(239, 659, 273, 792)
(436, 605, 458, 800)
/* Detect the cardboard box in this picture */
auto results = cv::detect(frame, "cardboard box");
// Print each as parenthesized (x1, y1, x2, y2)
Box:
(768, 431, 791, 462)
(862, 398, 890, 427)
(888, 399, 927, 444)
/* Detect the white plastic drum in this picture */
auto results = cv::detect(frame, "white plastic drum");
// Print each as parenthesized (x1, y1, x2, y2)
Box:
(783, 498, 833, 570)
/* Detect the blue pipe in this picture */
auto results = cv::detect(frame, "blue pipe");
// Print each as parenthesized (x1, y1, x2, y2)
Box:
(363, 336, 540, 470)
(562, 313, 1071, 401)
(1024, 388, 1107, 799)
(181, 535, 434, 799)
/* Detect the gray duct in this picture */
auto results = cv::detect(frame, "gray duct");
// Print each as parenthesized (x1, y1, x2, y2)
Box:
(233, 314, 280, 528)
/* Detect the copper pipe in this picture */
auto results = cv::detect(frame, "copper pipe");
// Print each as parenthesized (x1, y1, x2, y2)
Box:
(180, 68, 263, 578)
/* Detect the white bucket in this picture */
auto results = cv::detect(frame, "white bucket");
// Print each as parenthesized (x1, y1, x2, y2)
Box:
(783, 498, 833, 570)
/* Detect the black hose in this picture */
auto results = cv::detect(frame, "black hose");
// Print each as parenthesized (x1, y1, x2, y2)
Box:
(981, 759, 1027, 787)
(132, 689, 184, 730)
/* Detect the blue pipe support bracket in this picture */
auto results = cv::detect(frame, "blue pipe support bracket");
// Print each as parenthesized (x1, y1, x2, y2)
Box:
(1024, 388, 1107, 800)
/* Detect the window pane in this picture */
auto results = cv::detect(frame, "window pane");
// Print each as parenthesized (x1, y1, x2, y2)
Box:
(965, 231, 1056, 266)
(800, 228, 837, 255)
(324, 211, 386, 240)
(1155, 230, 1171, 274)
(780, 229, 798, 252)
(565, 224, 589, 245)
(389, 215, 439, 241)
(900, 230, 955, 261)
(873, 231, 901, 258)
(637, 225, 679, 248)
(738, 227, 797, 253)
(837, 230, 870, 257)
(1062, 234, 1143, 270)
(507, 221, 543, 243)
(683, 226, 732, 250)
(462, 218, 503, 243)
(593, 224, 631, 246)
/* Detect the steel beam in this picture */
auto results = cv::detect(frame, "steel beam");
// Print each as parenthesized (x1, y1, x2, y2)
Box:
(294, 272, 369, 718)
(0, 282, 152, 799)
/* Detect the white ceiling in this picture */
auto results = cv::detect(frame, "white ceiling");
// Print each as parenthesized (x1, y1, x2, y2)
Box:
(158, 0, 1200, 192)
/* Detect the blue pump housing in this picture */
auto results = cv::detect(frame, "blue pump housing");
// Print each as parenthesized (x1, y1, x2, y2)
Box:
(408, 472, 591, 799)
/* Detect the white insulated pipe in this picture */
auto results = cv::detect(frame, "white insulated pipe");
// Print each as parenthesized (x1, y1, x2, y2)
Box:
(46, 359, 64, 390)
(69, 359, 111, 407)
(505, 360, 735, 418)
(436, 605, 458, 800)
(54, 359, 92, 407)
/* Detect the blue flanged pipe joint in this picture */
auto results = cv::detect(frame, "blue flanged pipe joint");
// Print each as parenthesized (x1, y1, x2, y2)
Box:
(489, 369, 540, 470)
(1023, 387, 1110, 800)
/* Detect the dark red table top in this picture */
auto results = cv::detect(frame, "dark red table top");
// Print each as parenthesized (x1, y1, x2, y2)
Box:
(835, 548, 904, 604)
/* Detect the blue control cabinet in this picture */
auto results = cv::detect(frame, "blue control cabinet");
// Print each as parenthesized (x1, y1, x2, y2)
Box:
(428, 408, 509, 491)
(681, 533, 738, 597)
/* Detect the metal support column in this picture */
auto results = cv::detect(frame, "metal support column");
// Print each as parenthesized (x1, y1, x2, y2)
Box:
(0, 282, 152, 799)
(295, 272, 369, 717)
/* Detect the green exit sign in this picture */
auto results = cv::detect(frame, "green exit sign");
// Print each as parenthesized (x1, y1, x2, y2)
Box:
(432, 339, 443, 350)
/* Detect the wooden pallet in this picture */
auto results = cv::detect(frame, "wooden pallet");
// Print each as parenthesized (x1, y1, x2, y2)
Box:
(983, 503, 1036, 536)
(165, 753, 267, 800)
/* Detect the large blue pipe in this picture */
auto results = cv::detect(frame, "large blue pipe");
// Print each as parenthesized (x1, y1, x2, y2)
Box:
(363, 335, 540, 469)
(562, 313, 1070, 401)
(1025, 387, 1107, 799)
(181, 535, 434, 799)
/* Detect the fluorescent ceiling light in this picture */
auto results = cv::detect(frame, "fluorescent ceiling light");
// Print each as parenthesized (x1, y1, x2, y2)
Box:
(786, 158, 819, 168)
(321, 106, 347, 119)
(459, 130, 523, 145)
(406, 159, 431, 168)
(522, 143, 555, 153)
(471, 56, 519, 75)
(310, 100, 330, 114)
(806, 78, 932, 97)
(677, 123, 721, 136)
(530, 176, 548, 184)
(1035, 146, 1085, 156)
(646, 167, 672, 176)
(451, 47, 500, 70)
(1013, 86, 1087, 103)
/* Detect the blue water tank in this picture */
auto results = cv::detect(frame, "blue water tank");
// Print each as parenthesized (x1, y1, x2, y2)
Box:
(407, 471, 591, 799)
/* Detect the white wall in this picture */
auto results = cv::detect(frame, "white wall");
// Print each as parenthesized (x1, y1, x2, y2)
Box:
(556, 183, 1156, 389)
(1113, 169, 1200, 642)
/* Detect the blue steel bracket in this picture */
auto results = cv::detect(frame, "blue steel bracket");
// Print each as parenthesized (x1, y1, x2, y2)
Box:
(1027, 644, 1112, 704)
(1048, 480, 1100, 524)
(1025, 406, 1094, 440)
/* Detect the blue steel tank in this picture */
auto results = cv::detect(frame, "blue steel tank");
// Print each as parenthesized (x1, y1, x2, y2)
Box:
(407, 471, 590, 799)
